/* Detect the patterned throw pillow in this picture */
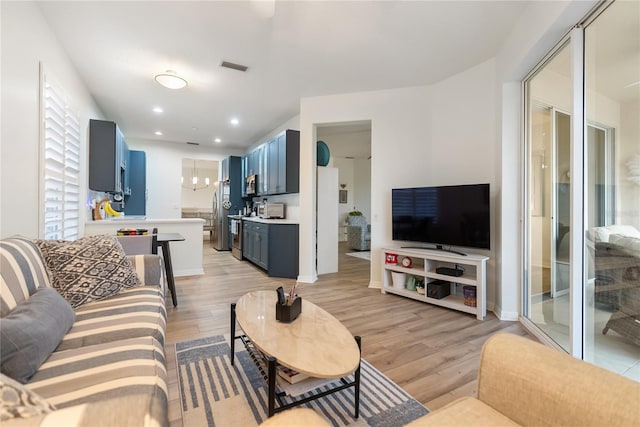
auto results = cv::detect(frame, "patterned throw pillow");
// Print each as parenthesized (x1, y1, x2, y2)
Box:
(36, 235, 141, 308)
(0, 373, 55, 421)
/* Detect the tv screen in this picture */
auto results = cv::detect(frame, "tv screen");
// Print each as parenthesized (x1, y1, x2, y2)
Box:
(392, 184, 490, 250)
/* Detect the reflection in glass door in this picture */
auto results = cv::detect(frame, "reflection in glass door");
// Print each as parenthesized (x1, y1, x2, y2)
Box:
(583, 0, 640, 378)
(552, 111, 571, 299)
(525, 42, 572, 352)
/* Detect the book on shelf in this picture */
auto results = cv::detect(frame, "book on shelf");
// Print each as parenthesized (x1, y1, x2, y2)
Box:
(277, 366, 309, 384)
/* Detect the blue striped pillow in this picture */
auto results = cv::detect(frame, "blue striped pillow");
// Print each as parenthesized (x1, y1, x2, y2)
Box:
(0, 237, 51, 318)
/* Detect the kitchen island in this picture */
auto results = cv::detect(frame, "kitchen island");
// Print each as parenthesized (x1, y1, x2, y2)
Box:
(84, 218, 205, 277)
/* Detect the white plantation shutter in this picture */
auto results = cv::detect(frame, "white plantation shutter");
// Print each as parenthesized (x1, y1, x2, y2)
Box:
(41, 70, 81, 240)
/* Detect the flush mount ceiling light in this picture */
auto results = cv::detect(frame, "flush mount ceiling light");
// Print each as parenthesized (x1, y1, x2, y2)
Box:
(152, 107, 163, 113)
(154, 70, 188, 89)
(214, 138, 222, 143)
(154, 131, 163, 136)
(230, 118, 239, 126)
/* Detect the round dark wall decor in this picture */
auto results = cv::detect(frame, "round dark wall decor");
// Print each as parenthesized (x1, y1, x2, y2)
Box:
(317, 140, 330, 166)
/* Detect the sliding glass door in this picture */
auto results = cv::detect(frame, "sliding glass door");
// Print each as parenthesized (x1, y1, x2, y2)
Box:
(525, 42, 572, 352)
(525, 0, 639, 378)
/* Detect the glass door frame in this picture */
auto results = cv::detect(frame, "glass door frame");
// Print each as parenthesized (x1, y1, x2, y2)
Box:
(521, 27, 587, 360)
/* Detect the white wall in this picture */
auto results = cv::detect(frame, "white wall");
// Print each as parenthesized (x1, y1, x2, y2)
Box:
(247, 115, 301, 150)
(126, 138, 242, 219)
(181, 166, 217, 210)
(299, 59, 498, 293)
(0, 1, 103, 239)
(332, 158, 355, 232)
(298, 0, 598, 318)
(353, 158, 372, 222)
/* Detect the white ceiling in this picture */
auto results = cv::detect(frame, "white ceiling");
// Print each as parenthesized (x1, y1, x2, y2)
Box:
(37, 1, 530, 151)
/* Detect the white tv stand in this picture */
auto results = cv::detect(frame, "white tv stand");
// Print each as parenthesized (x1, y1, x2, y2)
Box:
(381, 247, 488, 320)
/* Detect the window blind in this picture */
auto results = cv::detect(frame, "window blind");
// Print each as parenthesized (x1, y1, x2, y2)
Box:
(41, 72, 81, 240)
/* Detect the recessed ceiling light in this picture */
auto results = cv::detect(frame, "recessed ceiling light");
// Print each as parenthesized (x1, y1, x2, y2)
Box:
(154, 70, 188, 90)
(214, 138, 222, 143)
(152, 107, 163, 113)
(230, 118, 239, 126)
(155, 131, 163, 136)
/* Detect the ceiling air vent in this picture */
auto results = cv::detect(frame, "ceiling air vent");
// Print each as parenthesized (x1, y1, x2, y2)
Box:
(220, 61, 249, 72)
(186, 141, 200, 146)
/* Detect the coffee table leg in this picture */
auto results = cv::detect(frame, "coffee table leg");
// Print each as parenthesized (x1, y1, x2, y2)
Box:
(354, 335, 362, 419)
(230, 303, 236, 366)
(267, 356, 277, 417)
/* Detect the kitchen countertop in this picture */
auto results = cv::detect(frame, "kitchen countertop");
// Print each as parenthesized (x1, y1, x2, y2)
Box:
(87, 218, 205, 225)
(84, 218, 206, 277)
(238, 216, 299, 225)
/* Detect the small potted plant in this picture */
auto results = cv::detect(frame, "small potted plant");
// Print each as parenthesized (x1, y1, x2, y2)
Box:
(415, 281, 425, 295)
(347, 208, 364, 225)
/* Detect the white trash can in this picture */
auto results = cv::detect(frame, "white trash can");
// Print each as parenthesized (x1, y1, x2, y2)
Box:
(391, 272, 407, 289)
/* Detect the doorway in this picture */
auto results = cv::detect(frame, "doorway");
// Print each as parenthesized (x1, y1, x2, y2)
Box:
(315, 121, 371, 275)
(180, 158, 218, 242)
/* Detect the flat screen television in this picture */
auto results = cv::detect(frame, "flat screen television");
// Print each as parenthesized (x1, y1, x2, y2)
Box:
(392, 183, 490, 251)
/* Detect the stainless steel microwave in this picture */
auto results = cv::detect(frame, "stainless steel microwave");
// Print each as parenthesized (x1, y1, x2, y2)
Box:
(258, 203, 285, 219)
(245, 175, 257, 196)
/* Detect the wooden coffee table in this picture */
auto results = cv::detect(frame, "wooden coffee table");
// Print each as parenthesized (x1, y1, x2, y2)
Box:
(230, 290, 361, 418)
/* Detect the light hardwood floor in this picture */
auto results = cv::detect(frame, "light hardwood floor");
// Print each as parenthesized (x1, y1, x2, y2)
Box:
(165, 241, 530, 426)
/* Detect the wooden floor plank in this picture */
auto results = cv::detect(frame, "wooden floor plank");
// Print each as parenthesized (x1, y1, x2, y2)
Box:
(165, 241, 530, 423)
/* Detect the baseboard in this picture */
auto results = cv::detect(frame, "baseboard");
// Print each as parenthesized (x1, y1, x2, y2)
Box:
(368, 280, 382, 289)
(174, 268, 204, 277)
(297, 274, 317, 284)
(493, 304, 519, 321)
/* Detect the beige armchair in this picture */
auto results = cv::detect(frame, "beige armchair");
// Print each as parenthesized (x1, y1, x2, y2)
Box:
(408, 333, 640, 426)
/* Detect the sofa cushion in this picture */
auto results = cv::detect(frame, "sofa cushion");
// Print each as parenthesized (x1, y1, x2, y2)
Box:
(3, 394, 168, 427)
(405, 396, 519, 426)
(0, 288, 75, 383)
(56, 286, 166, 352)
(36, 235, 141, 308)
(478, 333, 640, 427)
(26, 337, 167, 410)
(0, 373, 55, 422)
(128, 254, 164, 290)
(0, 237, 52, 317)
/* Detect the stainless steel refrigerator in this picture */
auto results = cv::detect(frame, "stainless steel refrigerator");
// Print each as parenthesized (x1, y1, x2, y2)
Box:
(213, 180, 231, 251)
(214, 156, 243, 251)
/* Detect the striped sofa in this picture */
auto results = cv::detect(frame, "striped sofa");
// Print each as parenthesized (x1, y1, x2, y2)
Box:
(0, 237, 168, 427)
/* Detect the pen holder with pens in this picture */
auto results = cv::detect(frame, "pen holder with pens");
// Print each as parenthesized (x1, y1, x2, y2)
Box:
(275, 296, 302, 323)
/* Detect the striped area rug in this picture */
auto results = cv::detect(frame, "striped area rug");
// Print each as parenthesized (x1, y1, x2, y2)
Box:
(176, 335, 428, 426)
